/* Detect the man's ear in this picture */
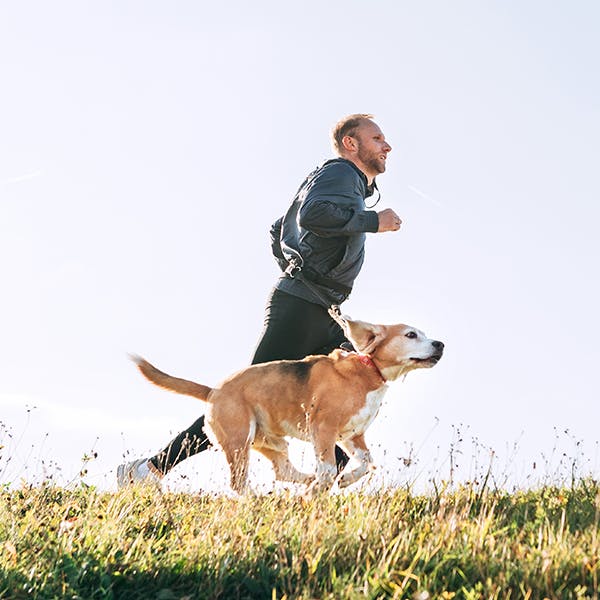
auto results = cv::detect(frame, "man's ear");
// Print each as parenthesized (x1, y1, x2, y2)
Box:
(342, 319, 386, 355)
(341, 135, 357, 153)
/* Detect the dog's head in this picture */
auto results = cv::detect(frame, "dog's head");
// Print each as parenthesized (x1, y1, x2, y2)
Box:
(342, 318, 444, 381)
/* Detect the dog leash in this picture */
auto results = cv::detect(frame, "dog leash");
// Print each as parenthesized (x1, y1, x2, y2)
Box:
(285, 262, 387, 381)
(284, 262, 347, 329)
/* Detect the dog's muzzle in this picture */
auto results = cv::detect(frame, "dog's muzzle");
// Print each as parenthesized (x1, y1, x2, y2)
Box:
(412, 340, 444, 365)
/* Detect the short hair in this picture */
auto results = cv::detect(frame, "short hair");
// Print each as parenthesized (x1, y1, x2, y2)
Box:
(330, 113, 375, 155)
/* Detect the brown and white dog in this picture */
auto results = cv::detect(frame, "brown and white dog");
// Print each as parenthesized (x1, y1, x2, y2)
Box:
(132, 318, 443, 495)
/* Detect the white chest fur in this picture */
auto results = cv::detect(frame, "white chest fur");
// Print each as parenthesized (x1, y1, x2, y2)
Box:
(339, 384, 389, 440)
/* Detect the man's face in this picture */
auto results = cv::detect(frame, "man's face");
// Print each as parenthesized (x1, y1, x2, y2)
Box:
(354, 121, 392, 176)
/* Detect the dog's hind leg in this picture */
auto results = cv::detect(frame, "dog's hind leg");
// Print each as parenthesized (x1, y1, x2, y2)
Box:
(208, 410, 255, 494)
(336, 434, 375, 489)
(255, 445, 314, 485)
(224, 445, 251, 494)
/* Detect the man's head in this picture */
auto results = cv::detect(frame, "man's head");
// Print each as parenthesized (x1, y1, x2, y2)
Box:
(330, 114, 392, 182)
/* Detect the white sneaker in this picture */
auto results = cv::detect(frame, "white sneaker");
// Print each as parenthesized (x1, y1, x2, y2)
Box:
(116, 458, 162, 488)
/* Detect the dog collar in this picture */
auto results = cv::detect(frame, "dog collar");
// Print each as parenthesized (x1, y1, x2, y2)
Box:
(357, 354, 386, 383)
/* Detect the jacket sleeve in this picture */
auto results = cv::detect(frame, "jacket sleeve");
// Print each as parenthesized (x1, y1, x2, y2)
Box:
(269, 217, 289, 271)
(298, 165, 379, 237)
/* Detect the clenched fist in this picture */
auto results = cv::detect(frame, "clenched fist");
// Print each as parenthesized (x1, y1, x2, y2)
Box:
(377, 208, 402, 233)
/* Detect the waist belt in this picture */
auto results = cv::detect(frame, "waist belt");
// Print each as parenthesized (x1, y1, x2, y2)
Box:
(299, 268, 352, 296)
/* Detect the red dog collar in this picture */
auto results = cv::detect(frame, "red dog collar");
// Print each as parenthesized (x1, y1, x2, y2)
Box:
(357, 354, 386, 383)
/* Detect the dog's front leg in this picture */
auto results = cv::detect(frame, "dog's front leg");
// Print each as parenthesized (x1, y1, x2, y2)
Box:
(337, 434, 375, 489)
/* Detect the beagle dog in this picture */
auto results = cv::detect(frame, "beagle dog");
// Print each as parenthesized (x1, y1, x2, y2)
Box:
(132, 318, 443, 495)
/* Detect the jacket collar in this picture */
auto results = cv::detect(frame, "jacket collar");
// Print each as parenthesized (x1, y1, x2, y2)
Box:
(322, 158, 378, 197)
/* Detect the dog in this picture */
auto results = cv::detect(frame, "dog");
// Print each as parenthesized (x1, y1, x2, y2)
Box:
(132, 318, 443, 495)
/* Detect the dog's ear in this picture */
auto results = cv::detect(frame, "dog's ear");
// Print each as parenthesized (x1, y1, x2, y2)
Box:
(343, 319, 386, 355)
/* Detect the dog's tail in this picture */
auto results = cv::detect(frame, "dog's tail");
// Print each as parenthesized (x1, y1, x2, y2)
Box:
(130, 355, 213, 402)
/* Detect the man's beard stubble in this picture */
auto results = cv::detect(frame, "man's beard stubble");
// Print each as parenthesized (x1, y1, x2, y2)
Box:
(357, 146, 386, 175)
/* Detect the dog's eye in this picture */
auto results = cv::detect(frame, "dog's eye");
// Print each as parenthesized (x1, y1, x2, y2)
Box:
(405, 331, 417, 339)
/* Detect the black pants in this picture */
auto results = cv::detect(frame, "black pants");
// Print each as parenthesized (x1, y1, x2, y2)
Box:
(149, 288, 351, 475)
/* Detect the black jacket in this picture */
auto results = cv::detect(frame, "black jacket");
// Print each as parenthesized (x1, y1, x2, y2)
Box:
(271, 158, 380, 307)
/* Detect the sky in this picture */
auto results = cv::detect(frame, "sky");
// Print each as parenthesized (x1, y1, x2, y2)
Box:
(1, 1, 599, 493)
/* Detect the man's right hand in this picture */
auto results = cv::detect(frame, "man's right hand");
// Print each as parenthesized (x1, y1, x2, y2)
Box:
(377, 208, 402, 232)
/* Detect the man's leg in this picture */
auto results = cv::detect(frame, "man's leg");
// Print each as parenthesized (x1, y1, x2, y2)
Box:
(148, 415, 212, 476)
(117, 415, 212, 487)
(251, 288, 349, 363)
(118, 287, 350, 486)
(148, 289, 351, 477)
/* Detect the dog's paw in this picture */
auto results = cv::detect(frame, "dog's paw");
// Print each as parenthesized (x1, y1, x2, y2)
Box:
(337, 474, 351, 489)
(303, 478, 333, 499)
(337, 464, 377, 488)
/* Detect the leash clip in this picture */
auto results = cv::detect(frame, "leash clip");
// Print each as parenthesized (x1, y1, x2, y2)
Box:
(328, 304, 346, 327)
(285, 261, 302, 278)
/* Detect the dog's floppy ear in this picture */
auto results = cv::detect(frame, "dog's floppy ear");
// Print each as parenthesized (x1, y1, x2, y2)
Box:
(342, 318, 386, 355)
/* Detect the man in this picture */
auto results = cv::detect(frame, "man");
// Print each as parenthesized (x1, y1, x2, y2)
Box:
(117, 113, 401, 487)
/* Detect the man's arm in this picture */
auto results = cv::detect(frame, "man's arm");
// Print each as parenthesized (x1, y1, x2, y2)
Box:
(298, 164, 401, 236)
(298, 166, 379, 236)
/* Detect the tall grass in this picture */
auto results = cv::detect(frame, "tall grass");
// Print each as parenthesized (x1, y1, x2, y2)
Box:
(1, 479, 599, 599)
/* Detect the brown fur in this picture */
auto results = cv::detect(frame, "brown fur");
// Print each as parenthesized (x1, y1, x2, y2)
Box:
(132, 318, 443, 494)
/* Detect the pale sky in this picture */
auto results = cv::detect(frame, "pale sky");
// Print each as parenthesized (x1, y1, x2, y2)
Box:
(1, 1, 599, 492)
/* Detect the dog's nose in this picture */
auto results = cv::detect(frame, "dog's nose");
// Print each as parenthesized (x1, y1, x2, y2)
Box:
(432, 340, 444, 351)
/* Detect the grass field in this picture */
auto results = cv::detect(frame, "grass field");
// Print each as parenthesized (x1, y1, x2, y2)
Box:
(1, 477, 599, 599)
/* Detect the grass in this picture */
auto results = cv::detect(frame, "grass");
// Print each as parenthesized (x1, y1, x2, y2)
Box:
(1, 478, 599, 599)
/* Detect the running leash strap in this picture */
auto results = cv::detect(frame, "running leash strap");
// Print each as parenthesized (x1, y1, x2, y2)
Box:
(284, 262, 347, 330)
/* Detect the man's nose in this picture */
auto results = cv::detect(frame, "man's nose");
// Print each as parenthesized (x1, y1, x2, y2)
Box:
(384, 141, 392, 152)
